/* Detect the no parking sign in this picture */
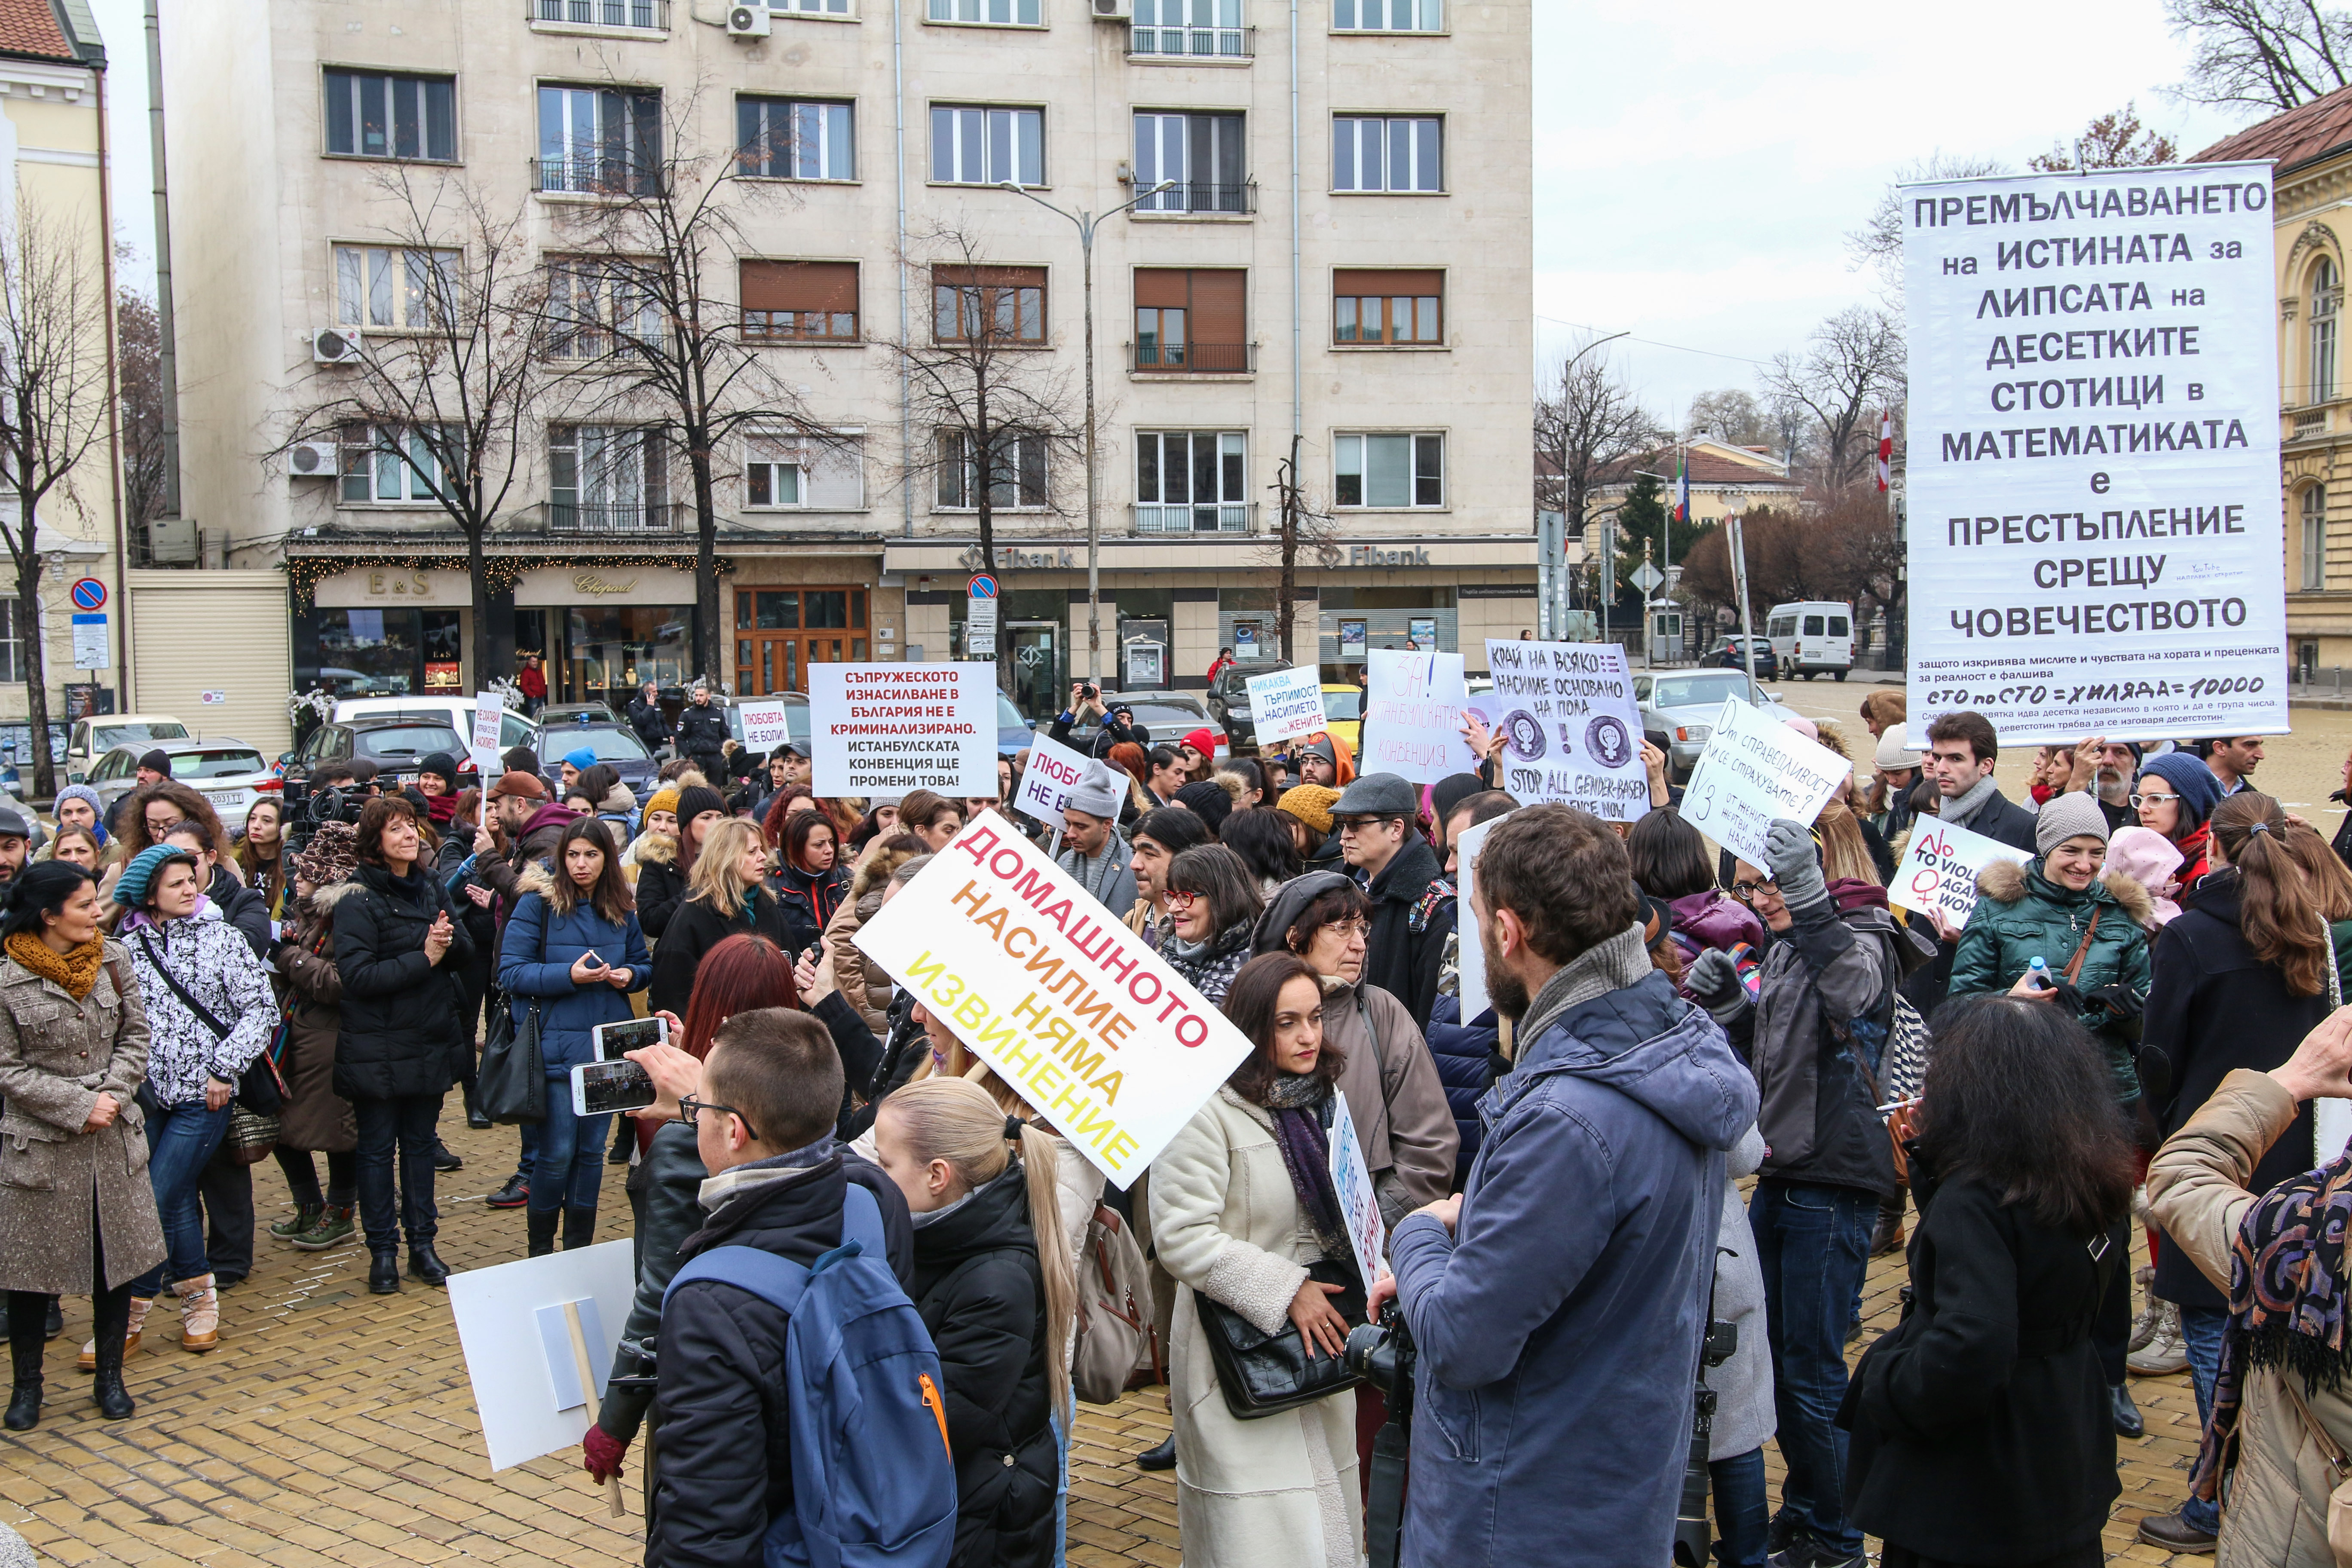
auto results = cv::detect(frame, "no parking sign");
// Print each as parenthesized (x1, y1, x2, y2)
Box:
(70, 579, 105, 611)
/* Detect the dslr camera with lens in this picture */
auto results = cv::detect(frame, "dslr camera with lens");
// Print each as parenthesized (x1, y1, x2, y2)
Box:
(1345, 1310, 1417, 1568)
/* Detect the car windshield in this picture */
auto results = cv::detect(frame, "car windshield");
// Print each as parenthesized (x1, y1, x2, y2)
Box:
(172, 749, 265, 780)
(996, 693, 1026, 730)
(96, 722, 188, 749)
(1653, 673, 1755, 708)
(1323, 689, 1363, 721)
(356, 724, 466, 761)
(562, 729, 651, 763)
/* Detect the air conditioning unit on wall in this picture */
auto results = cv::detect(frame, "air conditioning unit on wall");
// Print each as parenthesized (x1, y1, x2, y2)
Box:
(311, 326, 364, 365)
(1093, 0, 1132, 16)
(288, 440, 340, 479)
(726, 3, 770, 36)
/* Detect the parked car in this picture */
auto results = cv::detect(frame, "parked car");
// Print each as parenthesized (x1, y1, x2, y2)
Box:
(1634, 669, 1797, 785)
(1765, 600, 1855, 681)
(331, 695, 536, 760)
(1058, 692, 1227, 757)
(539, 721, 660, 800)
(1706, 636, 1779, 680)
(1206, 663, 1297, 751)
(65, 715, 189, 784)
(86, 738, 278, 819)
(281, 716, 475, 793)
(538, 701, 619, 729)
(1318, 684, 1363, 755)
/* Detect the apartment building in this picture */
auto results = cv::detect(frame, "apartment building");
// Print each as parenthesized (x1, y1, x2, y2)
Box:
(163, 0, 1532, 723)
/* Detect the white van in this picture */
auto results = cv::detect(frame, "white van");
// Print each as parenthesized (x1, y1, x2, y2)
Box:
(1765, 601, 1855, 681)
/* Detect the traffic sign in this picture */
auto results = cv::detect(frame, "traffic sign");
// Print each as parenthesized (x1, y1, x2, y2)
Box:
(69, 577, 105, 611)
(1631, 564, 1665, 592)
(967, 573, 998, 599)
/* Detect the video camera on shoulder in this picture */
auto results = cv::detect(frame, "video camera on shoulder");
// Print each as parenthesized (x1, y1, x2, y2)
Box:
(281, 777, 366, 854)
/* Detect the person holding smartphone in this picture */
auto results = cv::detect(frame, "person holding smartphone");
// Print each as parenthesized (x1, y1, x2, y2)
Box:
(498, 819, 650, 1259)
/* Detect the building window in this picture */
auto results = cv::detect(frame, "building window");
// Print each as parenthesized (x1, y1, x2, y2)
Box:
(339, 425, 457, 505)
(2315, 258, 2340, 405)
(2306, 484, 2329, 591)
(324, 70, 456, 162)
(737, 97, 854, 181)
(536, 85, 661, 194)
(1334, 0, 1439, 28)
(549, 425, 668, 530)
(1136, 430, 1247, 531)
(532, 0, 668, 26)
(741, 260, 859, 342)
(747, 457, 803, 508)
(1132, 0, 1248, 55)
(775, 0, 853, 13)
(0, 600, 26, 684)
(1335, 432, 1443, 507)
(930, 105, 1043, 186)
(1134, 268, 1247, 371)
(928, 0, 1041, 22)
(334, 246, 458, 331)
(1135, 112, 1248, 213)
(548, 258, 663, 358)
(936, 429, 1048, 510)
(1334, 268, 1440, 344)
(932, 265, 1046, 344)
(1332, 115, 1442, 193)
(746, 432, 865, 509)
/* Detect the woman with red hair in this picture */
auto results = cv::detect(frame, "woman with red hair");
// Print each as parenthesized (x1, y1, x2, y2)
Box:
(1106, 741, 1154, 829)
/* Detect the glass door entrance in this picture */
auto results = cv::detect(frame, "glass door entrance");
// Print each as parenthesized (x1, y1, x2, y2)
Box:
(734, 588, 871, 695)
(1004, 621, 1063, 722)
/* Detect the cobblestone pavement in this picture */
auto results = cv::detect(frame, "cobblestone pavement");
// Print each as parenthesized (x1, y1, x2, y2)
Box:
(0, 1126, 2210, 1565)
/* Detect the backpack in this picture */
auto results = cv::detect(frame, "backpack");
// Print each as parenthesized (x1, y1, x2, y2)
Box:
(1071, 1200, 1161, 1405)
(662, 1183, 959, 1568)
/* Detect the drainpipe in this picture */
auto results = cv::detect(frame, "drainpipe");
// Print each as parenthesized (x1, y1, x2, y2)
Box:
(1287, 0, 1301, 449)
(893, 0, 911, 544)
(95, 62, 130, 692)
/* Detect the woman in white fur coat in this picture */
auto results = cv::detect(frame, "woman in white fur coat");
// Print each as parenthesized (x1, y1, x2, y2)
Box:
(1150, 951, 1362, 1568)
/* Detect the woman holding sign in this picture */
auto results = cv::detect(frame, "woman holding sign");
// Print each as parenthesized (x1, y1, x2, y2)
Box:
(1151, 952, 1363, 1568)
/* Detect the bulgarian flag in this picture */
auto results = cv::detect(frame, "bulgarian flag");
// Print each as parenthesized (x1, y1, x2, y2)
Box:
(1876, 411, 1893, 492)
(1672, 450, 1690, 523)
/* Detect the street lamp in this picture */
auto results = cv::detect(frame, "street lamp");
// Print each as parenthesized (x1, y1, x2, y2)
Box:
(996, 178, 1175, 688)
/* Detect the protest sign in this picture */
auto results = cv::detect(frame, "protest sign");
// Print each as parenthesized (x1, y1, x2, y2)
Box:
(1901, 162, 2286, 745)
(1360, 649, 1479, 783)
(1329, 1093, 1391, 1289)
(737, 699, 792, 752)
(1452, 811, 1507, 1026)
(1246, 665, 1326, 748)
(1888, 819, 2034, 926)
(470, 692, 503, 777)
(447, 1240, 636, 1473)
(853, 822, 1253, 1187)
(1476, 638, 1651, 821)
(809, 663, 997, 796)
(1014, 729, 1092, 825)
(1678, 697, 1850, 867)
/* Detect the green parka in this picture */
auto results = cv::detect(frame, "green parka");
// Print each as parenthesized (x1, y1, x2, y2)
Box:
(1948, 858, 2153, 1100)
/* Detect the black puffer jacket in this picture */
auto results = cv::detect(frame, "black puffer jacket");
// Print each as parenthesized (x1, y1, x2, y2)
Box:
(331, 861, 475, 1101)
(632, 833, 688, 940)
(649, 887, 793, 1020)
(911, 1166, 1057, 1568)
(775, 861, 849, 959)
(647, 1148, 914, 1568)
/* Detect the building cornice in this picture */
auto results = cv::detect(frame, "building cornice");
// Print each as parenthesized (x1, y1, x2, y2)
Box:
(0, 57, 94, 103)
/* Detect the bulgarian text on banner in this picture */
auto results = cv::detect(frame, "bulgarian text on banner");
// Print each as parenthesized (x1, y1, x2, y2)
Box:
(1678, 698, 1850, 867)
(1901, 163, 2286, 745)
(851, 822, 1253, 1187)
(1246, 665, 1328, 749)
(1473, 639, 1651, 821)
(1362, 650, 1479, 784)
(810, 663, 998, 796)
(1014, 729, 1093, 825)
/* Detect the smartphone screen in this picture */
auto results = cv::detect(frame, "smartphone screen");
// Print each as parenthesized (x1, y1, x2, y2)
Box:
(593, 1015, 668, 1062)
(573, 1060, 656, 1117)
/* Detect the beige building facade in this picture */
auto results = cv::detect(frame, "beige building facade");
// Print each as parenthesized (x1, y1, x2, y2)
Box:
(161, 0, 1532, 722)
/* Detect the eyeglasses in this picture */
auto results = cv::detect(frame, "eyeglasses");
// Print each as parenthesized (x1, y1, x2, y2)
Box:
(679, 1094, 759, 1142)
(1335, 816, 1397, 835)
(1729, 877, 1780, 905)
(1317, 919, 1370, 940)
(1164, 889, 1200, 910)
(2128, 792, 2176, 809)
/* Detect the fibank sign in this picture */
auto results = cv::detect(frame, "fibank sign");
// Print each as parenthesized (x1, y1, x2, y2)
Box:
(1349, 545, 1430, 567)
(961, 545, 1078, 570)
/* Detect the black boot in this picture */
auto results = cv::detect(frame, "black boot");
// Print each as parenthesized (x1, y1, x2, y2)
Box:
(1136, 1435, 1176, 1471)
(367, 1249, 401, 1295)
(527, 1208, 560, 1259)
(2112, 1381, 2145, 1439)
(431, 1141, 463, 1173)
(407, 1243, 451, 1286)
(44, 1298, 63, 1339)
(1869, 1193, 1907, 1257)
(465, 1087, 492, 1131)
(562, 1208, 598, 1252)
(5, 1337, 41, 1431)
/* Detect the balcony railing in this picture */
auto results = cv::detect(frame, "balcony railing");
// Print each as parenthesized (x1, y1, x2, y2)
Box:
(530, 0, 670, 27)
(545, 325, 670, 361)
(542, 499, 685, 534)
(1136, 179, 1258, 216)
(1133, 342, 1253, 373)
(532, 154, 661, 197)
(1129, 22, 1254, 57)
(1134, 501, 1254, 534)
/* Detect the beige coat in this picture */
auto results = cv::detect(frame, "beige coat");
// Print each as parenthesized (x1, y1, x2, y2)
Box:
(0, 940, 167, 1293)
(2147, 1068, 2352, 1568)
(1150, 1084, 1361, 1568)
(821, 882, 892, 1036)
(1320, 975, 1459, 1225)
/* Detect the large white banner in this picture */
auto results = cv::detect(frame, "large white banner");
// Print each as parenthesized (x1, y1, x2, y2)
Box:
(1679, 697, 1850, 867)
(1888, 818, 2035, 927)
(1013, 728, 1092, 825)
(1902, 163, 2285, 746)
(1476, 638, 1651, 821)
(1361, 649, 1480, 783)
(809, 664, 997, 796)
(1246, 666, 1327, 749)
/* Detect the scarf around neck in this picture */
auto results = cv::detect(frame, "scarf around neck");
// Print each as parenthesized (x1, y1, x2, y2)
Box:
(2190, 1154, 2352, 1500)
(6, 931, 103, 1000)
(1940, 773, 1999, 829)
(1254, 1072, 1348, 1257)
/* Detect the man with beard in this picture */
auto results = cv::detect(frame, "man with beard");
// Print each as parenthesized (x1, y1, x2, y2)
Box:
(2055, 736, 2140, 833)
(1369, 804, 1757, 1568)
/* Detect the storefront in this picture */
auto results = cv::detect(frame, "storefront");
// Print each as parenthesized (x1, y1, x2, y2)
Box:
(294, 567, 473, 698)
(512, 566, 699, 710)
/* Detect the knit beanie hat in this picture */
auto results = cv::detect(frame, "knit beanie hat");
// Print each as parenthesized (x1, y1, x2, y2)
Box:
(645, 786, 682, 821)
(1278, 784, 1340, 836)
(114, 843, 191, 908)
(2034, 790, 2112, 856)
(2137, 751, 2223, 833)
(418, 752, 461, 790)
(137, 748, 172, 777)
(1872, 729, 1927, 772)
(676, 784, 727, 825)
(52, 784, 104, 827)
(1174, 779, 1233, 836)
(292, 818, 360, 889)
(1064, 760, 1124, 821)
(562, 745, 599, 773)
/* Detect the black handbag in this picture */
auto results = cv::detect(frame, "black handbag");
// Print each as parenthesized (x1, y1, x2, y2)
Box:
(1194, 1257, 1367, 1420)
(475, 902, 548, 1125)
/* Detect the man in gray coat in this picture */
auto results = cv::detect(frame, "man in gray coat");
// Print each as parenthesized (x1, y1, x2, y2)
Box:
(1372, 804, 1758, 1568)
(1055, 761, 1136, 912)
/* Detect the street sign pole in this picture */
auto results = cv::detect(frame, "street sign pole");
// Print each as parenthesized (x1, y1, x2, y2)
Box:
(1728, 514, 1758, 694)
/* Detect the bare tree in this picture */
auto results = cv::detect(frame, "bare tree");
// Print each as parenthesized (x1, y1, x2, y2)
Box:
(1262, 435, 1338, 666)
(0, 201, 115, 796)
(2028, 103, 2182, 171)
(1848, 152, 2012, 285)
(117, 282, 168, 550)
(1534, 334, 1664, 543)
(1762, 307, 1906, 490)
(2166, 0, 2352, 110)
(282, 172, 560, 684)
(1684, 389, 1777, 450)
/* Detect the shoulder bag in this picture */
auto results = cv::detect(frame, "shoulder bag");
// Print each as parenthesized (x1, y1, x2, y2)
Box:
(134, 928, 284, 1161)
(1194, 1257, 1366, 1420)
(475, 896, 548, 1125)
(1072, 1201, 1162, 1405)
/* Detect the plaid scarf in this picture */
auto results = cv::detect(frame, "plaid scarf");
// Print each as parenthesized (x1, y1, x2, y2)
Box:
(2190, 1153, 2352, 1499)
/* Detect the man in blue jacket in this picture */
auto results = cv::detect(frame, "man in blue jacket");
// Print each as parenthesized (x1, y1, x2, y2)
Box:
(1372, 804, 1759, 1568)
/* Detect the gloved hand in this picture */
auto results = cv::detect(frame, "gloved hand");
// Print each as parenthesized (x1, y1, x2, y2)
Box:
(583, 1423, 628, 1482)
(1764, 818, 1827, 912)
(1685, 949, 1750, 1023)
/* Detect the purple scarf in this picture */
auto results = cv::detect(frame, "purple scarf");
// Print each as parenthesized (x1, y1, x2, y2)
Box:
(1261, 1074, 1347, 1254)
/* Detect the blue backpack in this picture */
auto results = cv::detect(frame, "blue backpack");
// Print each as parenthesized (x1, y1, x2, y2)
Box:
(663, 1182, 959, 1568)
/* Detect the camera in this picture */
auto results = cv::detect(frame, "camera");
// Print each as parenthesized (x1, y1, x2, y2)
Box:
(1344, 1314, 1414, 1396)
(1672, 1317, 1740, 1568)
(281, 777, 365, 856)
(1345, 1311, 1417, 1568)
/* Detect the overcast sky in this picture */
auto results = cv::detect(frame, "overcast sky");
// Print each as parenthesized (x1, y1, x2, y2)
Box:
(94, 0, 2268, 426)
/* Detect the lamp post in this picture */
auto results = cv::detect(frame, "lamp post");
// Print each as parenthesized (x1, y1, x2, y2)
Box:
(996, 178, 1174, 689)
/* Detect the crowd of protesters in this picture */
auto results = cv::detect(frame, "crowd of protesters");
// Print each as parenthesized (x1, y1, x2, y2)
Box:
(11, 671, 2352, 1568)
